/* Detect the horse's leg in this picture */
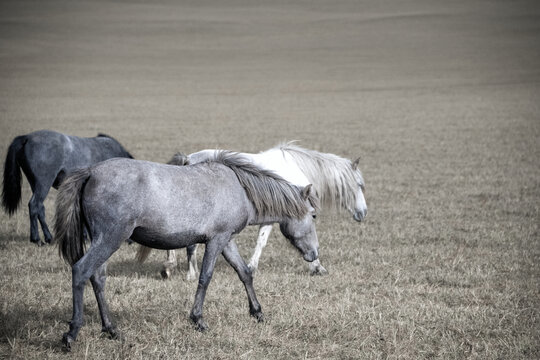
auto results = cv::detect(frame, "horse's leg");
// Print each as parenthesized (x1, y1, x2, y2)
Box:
(186, 244, 198, 281)
(160, 250, 178, 279)
(247, 224, 273, 273)
(27, 179, 54, 245)
(190, 235, 228, 331)
(222, 239, 264, 322)
(63, 233, 124, 351)
(308, 258, 328, 275)
(89, 262, 118, 339)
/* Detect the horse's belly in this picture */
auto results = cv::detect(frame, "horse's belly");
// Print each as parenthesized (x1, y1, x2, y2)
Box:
(130, 226, 207, 250)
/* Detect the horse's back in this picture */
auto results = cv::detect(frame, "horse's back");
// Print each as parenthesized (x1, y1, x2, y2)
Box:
(251, 149, 310, 186)
(84, 158, 250, 238)
(21, 130, 129, 183)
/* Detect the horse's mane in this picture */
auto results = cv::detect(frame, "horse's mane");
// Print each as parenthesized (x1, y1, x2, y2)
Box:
(96, 133, 134, 159)
(275, 142, 363, 212)
(212, 151, 319, 219)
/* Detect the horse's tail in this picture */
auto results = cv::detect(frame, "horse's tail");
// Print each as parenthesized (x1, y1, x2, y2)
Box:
(2, 135, 27, 215)
(55, 168, 91, 265)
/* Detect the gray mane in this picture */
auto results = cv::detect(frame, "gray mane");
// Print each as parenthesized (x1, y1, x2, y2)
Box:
(96, 133, 134, 159)
(211, 151, 319, 219)
(276, 142, 363, 211)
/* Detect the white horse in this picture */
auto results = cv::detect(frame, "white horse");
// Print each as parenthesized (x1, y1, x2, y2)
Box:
(163, 142, 367, 279)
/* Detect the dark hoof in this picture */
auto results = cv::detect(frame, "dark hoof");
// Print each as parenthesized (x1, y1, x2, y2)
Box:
(101, 327, 121, 340)
(251, 311, 265, 323)
(62, 333, 74, 352)
(45, 237, 53, 244)
(160, 268, 171, 279)
(191, 317, 208, 332)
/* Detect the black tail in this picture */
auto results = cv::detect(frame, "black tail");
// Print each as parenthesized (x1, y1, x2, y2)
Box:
(2, 135, 26, 215)
(55, 168, 91, 265)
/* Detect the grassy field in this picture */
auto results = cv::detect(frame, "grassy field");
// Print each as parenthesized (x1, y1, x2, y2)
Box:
(1, 0, 539, 359)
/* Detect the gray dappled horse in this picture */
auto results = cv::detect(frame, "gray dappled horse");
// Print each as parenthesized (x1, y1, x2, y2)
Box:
(54, 152, 319, 351)
(2, 130, 133, 245)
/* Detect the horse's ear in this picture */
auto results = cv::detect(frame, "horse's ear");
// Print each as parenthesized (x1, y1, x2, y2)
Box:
(352, 157, 361, 170)
(301, 184, 313, 199)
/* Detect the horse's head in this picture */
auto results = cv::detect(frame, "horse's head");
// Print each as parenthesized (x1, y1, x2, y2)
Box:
(279, 185, 319, 262)
(351, 158, 367, 222)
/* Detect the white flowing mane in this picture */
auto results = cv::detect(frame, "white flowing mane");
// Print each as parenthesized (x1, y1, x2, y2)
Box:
(276, 142, 364, 212)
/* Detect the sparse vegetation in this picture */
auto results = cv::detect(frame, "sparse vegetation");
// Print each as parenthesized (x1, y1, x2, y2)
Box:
(1, 1, 539, 359)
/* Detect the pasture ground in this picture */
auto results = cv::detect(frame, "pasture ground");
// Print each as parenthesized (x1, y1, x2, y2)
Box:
(1, 0, 539, 359)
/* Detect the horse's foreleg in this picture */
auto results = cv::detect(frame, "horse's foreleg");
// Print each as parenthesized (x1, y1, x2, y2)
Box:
(222, 239, 263, 322)
(160, 250, 178, 279)
(190, 235, 227, 331)
(308, 258, 328, 275)
(247, 224, 273, 273)
(186, 244, 198, 281)
(90, 262, 117, 339)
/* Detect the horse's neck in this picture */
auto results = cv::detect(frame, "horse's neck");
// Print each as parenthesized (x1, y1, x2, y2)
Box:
(247, 212, 282, 227)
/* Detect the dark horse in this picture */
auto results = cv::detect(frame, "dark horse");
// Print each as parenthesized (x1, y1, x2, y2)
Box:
(2, 130, 133, 245)
(54, 152, 319, 351)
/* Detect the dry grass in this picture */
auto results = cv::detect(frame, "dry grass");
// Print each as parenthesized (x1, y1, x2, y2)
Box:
(1, 0, 539, 359)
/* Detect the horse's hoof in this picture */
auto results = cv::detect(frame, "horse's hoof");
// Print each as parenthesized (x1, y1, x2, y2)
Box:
(251, 311, 265, 323)
(160, 268, 171, 279)
(192, 318, 208, 332)
(101, 327, 121, 340)
(310, 266, 329, 276)
(62, 333, 74, 352)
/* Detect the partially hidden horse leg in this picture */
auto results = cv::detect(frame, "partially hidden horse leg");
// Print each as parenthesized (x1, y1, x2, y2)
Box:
(63, 233, 123, 351)
(186, 244, 198, 281)
(247, 224, 273, 273)
(160, 250, 178, 279)
(27, 180, 54, 245)
(308, 258, 328, 276)
(190, 235, 228, 331)
(222, 239, 264, 322)
(90, 262, 118, 339)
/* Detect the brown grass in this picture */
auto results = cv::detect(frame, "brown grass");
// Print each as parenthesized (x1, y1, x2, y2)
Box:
(1, 0, 539, 359)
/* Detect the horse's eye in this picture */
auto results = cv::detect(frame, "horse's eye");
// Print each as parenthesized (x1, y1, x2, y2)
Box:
(312, 214, 317, 219)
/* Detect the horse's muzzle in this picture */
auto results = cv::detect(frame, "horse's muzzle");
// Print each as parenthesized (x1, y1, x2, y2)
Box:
(303, 249, 318, 262)
(353, 209, 367, 222)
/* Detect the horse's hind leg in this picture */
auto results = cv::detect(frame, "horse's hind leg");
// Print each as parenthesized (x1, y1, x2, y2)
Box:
(63, 233, 124, 351)
(160, 250, 178, 279)
(27, 180, 54, 244)
(90, 262, 118, 339)
(186, 244, 198, 281)
(222, 239, 263, 322)
(247, 224, 273, 273)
